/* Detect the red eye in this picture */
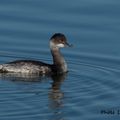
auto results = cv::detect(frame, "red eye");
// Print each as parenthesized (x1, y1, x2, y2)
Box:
(59, 39, 64, 43)
(59, 39, 62, 42)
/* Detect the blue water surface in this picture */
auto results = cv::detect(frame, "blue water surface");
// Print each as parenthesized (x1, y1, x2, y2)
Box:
(0, 0, 120, 120)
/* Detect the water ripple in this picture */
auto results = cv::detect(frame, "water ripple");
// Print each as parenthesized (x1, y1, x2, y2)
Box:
(64, 53, 120, 118)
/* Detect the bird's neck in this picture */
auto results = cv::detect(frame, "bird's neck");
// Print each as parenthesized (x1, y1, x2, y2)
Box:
(51, 48, 67, 73)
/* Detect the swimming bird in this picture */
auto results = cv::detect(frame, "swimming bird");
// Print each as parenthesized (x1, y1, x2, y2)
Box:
(0, 33, 72, 75)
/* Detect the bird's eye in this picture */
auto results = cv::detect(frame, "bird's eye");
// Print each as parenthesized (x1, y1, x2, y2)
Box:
(59, 39, 64, 43)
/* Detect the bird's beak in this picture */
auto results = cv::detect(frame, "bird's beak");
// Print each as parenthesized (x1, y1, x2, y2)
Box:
(65, 42, 73, 47)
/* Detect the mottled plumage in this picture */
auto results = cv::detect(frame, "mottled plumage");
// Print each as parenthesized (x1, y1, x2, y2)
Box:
(0, 33, 72, 75)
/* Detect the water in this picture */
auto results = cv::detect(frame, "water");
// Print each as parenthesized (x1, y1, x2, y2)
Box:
(0, 0, 120, 119)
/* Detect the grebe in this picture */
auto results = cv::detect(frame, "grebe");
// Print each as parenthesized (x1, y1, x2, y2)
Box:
(0, 33, 72, 75)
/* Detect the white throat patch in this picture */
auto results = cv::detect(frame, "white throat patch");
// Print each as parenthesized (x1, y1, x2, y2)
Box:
(50, 41, 64, 49)
(56, 43, 65, 48)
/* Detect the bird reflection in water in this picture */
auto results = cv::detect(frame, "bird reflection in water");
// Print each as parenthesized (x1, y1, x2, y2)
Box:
(0, 72, 67, 120)
(49, 73, 67, 120)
